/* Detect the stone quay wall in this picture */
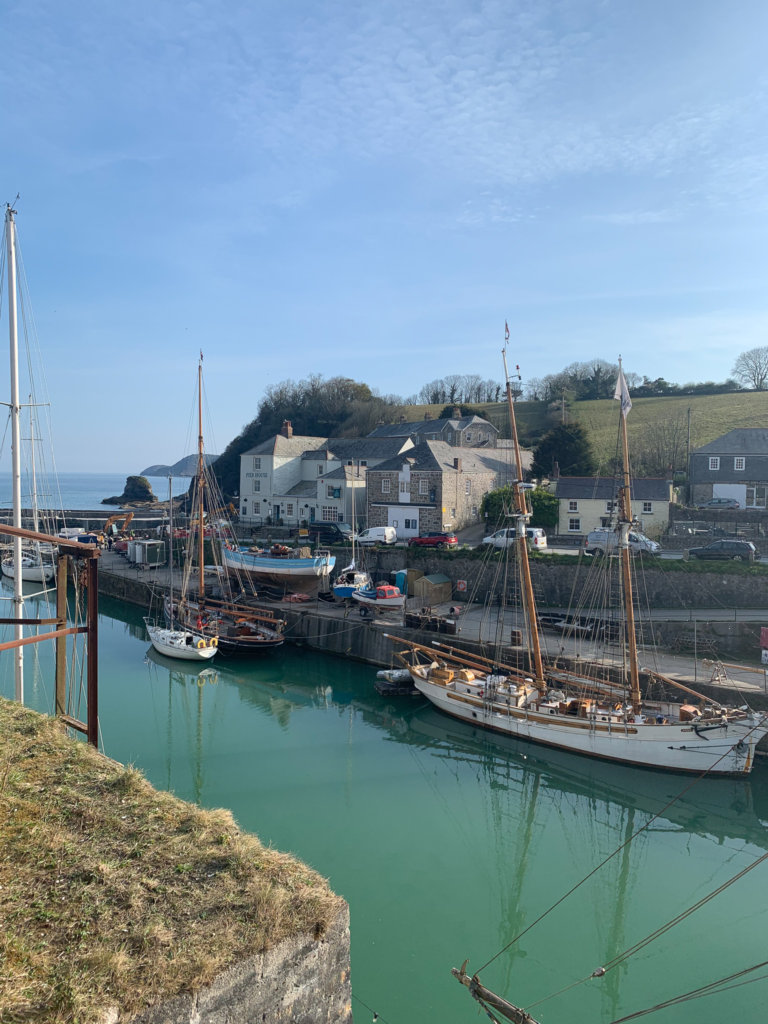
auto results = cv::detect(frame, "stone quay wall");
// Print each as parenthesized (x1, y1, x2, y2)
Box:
(121, 906, 352, 1024)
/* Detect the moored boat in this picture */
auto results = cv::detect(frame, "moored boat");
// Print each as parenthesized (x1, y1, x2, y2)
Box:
(386, 335, 768, 776)
(143, 617, 218, 661)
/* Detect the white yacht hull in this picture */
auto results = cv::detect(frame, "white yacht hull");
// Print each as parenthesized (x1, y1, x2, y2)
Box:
(413, 673, 768, 776)
(145, 619, 217, 661)
(1, 557, 55, 583)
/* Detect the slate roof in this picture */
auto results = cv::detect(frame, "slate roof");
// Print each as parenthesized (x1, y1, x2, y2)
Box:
(694, 429, 768, 456)
(368, 440, 496, 475)
(367, 415, 497, 439)
(300, 437, 412, 461)
(243, 434, 329, 458)
(554, 477, 672, 501)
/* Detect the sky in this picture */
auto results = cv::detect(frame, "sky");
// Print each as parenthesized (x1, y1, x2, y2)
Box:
(2, 0, 768, 472)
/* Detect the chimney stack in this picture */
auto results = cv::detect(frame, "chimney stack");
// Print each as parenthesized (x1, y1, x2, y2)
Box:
(453, 457, 462, 471)
(452, 406, 461, 418)
(281, 420, 293, 438)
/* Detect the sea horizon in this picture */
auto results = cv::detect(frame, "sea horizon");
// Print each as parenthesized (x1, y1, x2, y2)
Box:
(0, 472, 193, 512)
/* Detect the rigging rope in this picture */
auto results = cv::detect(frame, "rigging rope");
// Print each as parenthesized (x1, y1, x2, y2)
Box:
(474, 717, 767, 977)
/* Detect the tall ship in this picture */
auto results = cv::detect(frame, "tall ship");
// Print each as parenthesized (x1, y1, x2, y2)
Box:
(387, 335, 768, 775)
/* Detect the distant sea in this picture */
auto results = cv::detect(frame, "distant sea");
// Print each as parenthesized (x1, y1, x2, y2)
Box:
(0, 473, 192, 512)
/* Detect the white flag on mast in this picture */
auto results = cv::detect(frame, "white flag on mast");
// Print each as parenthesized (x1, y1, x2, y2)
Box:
(614, 369, 632, 418)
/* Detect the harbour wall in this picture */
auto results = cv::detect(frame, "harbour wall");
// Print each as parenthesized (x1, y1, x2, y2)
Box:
(121, 906, 352, 1024)
(96, 556, 768, 667)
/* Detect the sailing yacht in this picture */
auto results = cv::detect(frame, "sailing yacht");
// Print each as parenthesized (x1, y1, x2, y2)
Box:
(165, 357, 286, 655)
(387, 341, 768, 775)
(332, 473, 372, 599)
(145, 478, 218, 661)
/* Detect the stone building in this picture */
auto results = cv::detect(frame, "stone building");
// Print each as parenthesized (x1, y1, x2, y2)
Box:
(365, 440, 498, 539)
(367, 410, 500, 448)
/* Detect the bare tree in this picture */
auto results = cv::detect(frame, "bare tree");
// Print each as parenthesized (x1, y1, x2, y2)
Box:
(732, 346, 768, 390)
(632, 411, 689, 477)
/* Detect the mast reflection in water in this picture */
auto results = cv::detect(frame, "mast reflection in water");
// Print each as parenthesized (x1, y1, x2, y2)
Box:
(2, 591, 767, 1023)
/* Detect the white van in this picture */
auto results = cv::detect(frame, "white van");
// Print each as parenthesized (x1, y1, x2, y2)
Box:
(585, 528, 659, 556)
(482, 527, 547, 550)
(356, 526, 397, 546)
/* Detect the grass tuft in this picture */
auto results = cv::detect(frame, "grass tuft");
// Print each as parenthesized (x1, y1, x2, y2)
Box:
(0, 698, 343, 1023)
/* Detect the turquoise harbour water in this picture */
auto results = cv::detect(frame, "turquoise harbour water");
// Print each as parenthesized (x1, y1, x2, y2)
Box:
(2, 588, 768, 1022)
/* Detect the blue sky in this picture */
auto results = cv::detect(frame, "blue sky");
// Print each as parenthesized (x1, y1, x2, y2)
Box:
(2, 0, 768, 472)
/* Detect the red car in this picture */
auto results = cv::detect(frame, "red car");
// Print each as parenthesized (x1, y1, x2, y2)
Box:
(408, 532, 459, 549)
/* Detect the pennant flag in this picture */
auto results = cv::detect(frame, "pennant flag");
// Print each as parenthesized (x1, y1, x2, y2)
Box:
(614, 369, 632, 418)
(505, 321, 510, 341)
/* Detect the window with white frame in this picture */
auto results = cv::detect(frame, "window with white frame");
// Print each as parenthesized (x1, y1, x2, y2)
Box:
(747, 486, 767, 507)
(568, 500, 578, 512)
(643, 501, 653, 514)
(709, 457, 720, 471)
(465, 480, 472, 495)
(400, 481, 408, 494)
(382, 479, 391, 494)
(568, 517, 581, 532)
(605, 501, 615, 514)
(253, 480, 261, 493)
(321, 507, 338, 521)
(253, 457, 261, 470)
(465, 433, 472, 442)
(419, 479, 428, 495)
(317, 465, 324, 475)
(734, 457, 745, 471)
(286, 503, 294, 517)
(404, 517, 417, 530)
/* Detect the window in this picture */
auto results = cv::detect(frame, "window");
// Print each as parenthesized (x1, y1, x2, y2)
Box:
(466, 433, 472, 442)
(404, 518, 417, 530)
(643, 501, 653, 514)
(360, 460, 367, 467)
(747, 486, 766, 508)
(568, 517, 581, 532)
(286, 503, 294, 517)
(419, 479, 429, 495)
(382, 479, 391, 494)
(472, 506, 478, 517)
(605, 501, 615, 514)
(709, 457, 720, 471)
(734, 457, 745, 471)
(465, 480, 472, 495)
(253, 480, 261, 493)
(400, 481, 408, 494)
(321, 507, 338, 521)
(253, 457, 261, 470)
(568, 500, 578, 512)
(317, 465, 324, 475)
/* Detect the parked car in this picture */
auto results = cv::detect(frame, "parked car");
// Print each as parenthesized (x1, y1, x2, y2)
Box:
(687, 539, 756, 562)
(482, 527, 548, 550)
(697, 498, 741, 510)
(408, 532, 458, 549)
(584, 528, 660, 557)
(305, 522, 353, 544)
(356, 526, 397, 546)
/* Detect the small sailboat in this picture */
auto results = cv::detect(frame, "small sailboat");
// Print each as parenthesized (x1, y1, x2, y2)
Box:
(145, 477, 217, 662)
(386, 335, 768, 776)
(166, 356, 286, 655)
(332, 487, 372, 599)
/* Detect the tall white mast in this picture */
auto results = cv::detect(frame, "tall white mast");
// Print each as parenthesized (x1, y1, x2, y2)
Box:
(5, 204, 23, 701)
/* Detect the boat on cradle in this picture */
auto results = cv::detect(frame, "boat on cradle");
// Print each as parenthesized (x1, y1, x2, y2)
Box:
(352, 583, 405, 616)
(332, 485, 371, 600)
(143, 617, 217, 660)
(333, 564, 373, 600)
(165, 356, 286, 655)
(222, 542, 335, 590)
(386, 342, 768, 776)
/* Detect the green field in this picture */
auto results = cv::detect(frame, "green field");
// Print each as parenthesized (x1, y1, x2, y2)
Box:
(403, 391, 768, 466)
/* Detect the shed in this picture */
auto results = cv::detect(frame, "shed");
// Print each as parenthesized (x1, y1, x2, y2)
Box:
(411, 573, 452, 604)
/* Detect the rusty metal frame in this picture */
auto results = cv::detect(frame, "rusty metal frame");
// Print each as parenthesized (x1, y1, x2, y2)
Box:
(0, 524, 100, 745)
